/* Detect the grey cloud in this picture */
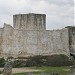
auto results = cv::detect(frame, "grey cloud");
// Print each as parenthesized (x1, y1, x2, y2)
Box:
(0, 0, 74, 29)
(47, 0, 74, 6)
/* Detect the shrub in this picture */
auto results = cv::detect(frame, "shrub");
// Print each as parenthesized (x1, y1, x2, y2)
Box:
(12, 60, 26, 68)
(45, 54, 74, 66)
(26, 54, 74, 67)
(26, 55, 44, 67)
(11, 54, 74, 67)
(0, 58, 5, 67)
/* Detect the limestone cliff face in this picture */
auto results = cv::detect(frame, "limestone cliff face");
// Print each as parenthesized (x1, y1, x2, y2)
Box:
(0, 13, 72, 58)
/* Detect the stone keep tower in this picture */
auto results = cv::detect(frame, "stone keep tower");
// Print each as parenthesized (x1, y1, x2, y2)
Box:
(13, 13, 46, 30)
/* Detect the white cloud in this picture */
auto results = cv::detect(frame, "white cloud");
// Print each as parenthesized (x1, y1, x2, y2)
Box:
(0, 0, 74, 29)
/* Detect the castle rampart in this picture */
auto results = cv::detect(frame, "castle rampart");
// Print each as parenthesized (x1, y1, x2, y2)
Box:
(0, 13, 74, 58)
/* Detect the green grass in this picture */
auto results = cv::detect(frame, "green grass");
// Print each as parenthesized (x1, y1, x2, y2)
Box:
(0, 70, 3, 74)
(13, 66, 71, 75)
(35, 66, 70, 75)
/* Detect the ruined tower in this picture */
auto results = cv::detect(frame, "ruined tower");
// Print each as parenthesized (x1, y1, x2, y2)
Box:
(13, 13, 46, 30)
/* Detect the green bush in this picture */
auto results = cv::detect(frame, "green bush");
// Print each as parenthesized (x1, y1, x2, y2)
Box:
(26, 55, 44, 67)
(26, 54, 74, 67)
(0, 55, 73, 68)
(45, 54, 74, 66)
(0, 58, 5, 67)
(11, 54, 74, 67)
(12, 60, 26, 68)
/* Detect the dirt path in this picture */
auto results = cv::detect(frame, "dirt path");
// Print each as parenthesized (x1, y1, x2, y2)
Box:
(0, 68, 41, 74)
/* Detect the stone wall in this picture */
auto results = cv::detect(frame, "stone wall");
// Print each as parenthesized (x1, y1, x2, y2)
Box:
(0, 28, 3, 57)
(68, 27, 75, 55)
(2, 23, 14, 57)
(12, 28, 70, 57)
(0, 13, 71, 57)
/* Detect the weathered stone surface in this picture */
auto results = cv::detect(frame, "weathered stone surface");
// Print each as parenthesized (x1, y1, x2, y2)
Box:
(68, 27, 75, 56)
(3, 61, 12, 75)
(2, 23, 13, 57)
(0, 13, 74, 57)
(0, 28, 3, 57)
(12, 28, 69, 56)
(13, 13, 46, 30)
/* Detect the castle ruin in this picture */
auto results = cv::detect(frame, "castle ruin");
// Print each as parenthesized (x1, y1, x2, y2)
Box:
(0, 13, 75, 58)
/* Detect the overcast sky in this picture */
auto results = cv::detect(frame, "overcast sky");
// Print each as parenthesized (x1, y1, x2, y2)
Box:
(0, 0, 74, 30)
